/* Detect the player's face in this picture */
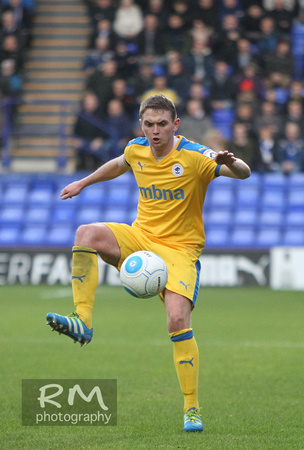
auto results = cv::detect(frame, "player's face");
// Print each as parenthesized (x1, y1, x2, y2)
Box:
(140, 108, 180, 156)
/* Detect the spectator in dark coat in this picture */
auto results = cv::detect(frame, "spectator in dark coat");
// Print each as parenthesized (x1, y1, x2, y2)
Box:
(73, 91, 112, 170)
(209, 60, 236, 110)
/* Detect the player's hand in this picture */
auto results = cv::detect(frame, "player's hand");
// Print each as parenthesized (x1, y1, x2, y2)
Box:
(61, 181, 83, 200)
(215, 150, 237, 166)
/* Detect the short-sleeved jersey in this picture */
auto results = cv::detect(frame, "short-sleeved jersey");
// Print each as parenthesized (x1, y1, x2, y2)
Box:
(124, 135, 220, 258)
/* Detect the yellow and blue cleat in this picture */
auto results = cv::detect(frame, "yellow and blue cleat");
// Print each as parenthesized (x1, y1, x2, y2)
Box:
(46, 311, 93, 347)
(183, 408, 204, 432)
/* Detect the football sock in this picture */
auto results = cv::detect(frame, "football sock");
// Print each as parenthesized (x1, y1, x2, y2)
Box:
(71, 246, 98, 329)
(170, 328, 199, 412)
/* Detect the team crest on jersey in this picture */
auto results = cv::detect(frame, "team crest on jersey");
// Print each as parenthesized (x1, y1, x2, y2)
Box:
(172, 163, 184, 177)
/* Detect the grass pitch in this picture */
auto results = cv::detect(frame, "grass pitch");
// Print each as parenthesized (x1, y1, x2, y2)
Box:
(1, 284, 303, 449)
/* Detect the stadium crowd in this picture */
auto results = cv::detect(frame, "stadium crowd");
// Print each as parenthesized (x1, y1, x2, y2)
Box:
(76, 0, 304, 173)
(2, 0, 304, 174)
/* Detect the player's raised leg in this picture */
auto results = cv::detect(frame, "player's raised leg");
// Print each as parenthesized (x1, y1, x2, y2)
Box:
(165, 290, 203, 432)
(46, 223, 121, 346)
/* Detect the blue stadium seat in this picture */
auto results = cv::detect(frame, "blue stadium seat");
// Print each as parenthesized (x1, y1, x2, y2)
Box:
(0, 206, 25, 225)
(78, 185, 106, 205)
(20, 225, 48, 246)
(205, 226, 229, 248)
(46, 225, 76, 246)
(257, 227, 281, 247)
(287, 189, 304, 208)
(25, 207, 50, 224)
(288, 172, 304, 189)
(285, 210, 304, 226)
(51, 205, 76, 224)
(233, 209, 258, 226)
(262, 173, 287, 188)
(235, 186, 260, 208)
(209, 187, 234, 209)
(105, 186, 131, 207)
(259, 210, 283, 226)
(261, 189, 286, 210)
(3, 185, 29, 204)
(102, 207, 129, 223)
(231, 227, 256, 247)
(204, 209, 232, 226)
(282, 228, 304, 246)
(76, 207, 103, 224)
(28, 187, 54, 204)
(0, 226, 21, 246)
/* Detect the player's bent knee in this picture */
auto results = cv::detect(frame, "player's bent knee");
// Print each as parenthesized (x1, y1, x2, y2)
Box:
(75, 223, 107, 249)
(167, 312, 190, 333)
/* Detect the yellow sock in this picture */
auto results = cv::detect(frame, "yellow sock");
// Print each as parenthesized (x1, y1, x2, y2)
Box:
(72, 246, 98, 329)
(170, 328, 199, 412)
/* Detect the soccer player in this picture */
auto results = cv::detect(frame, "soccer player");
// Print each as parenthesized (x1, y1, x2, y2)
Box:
(46, 94, 250, 432)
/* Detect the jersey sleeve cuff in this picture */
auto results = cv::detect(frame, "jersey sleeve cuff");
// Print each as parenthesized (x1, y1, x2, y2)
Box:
(215, 164, 221, 177)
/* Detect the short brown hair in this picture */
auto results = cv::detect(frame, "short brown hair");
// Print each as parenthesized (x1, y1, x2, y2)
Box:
(139, 94, 177, 122)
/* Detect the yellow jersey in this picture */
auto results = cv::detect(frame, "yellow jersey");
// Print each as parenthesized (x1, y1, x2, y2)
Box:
(124, 135, 220, 258)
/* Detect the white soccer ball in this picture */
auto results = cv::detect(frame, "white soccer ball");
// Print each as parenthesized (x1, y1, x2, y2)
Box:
(120, 251, 168, 298)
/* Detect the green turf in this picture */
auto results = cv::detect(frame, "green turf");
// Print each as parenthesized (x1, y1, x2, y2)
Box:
(1, 285, 303, 449)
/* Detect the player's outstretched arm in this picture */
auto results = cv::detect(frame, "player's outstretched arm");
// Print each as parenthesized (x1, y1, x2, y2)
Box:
(215, 151, 251, 180)
(61, 155, 130, 200)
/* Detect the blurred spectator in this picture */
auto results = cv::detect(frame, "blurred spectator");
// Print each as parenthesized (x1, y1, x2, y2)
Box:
(86, 59, 118, 112)
(276, 121, 304, 173)
(113, 0, 144, 41)
(0, 34, 24, 71)
(219, 0, 245, 22)
(256, 125, 279, 171)
(3, 0, 33, 47)
(209, 60, 236, 110)
(0, 58, 22, 98)
(242, 3, 265, 42)
(184, 38, 214, 88)
(178, 98, 213, 142)
(128, 63, 154, 99)
(1, 10, 21, 41)
(235, 101, 256, 137)
(215, 14, 242, 66)
(164, 13, 190, 54)
(73, 91, 112, 170)
(170, 0, 196, 30)
(196, 0, 220, 30)
(227, 121, 261, 170)
(263, 0, 299, 12)
(88, 18, 117, 49)
(113, 40, 138, 79)
(106, 98, 133, 156)
(136, 14, 166, 57)
(268, 0, 296, 34)
(141, 0, 169, 30)
(83, 36, 114, 76)
(203, 128, 227, 152)
(141, 75, 180, 105)
(234, 38, 257, 73)
(256, 15, 278, 60)
(253, 99, 284, 136)
(110, 78, 137, 118)
(187, 81, 211, 112)
(283, 99, 304, 133)
(262, 38, 294, 81)
(166, 56, 191, 107)
(188, 19, 214, 49)
(289, 79, 304, 103)
(235, 62, 264, 99)
(88, 0, 116, 28)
